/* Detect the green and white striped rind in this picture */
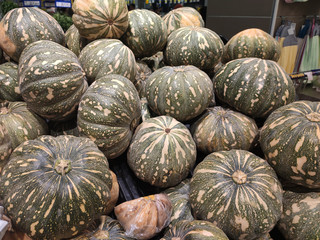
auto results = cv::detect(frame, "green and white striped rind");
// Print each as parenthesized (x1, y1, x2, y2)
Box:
(19, 40, 88, 121)
(72, 0, 129, 40)
(277, 191, 320, 239)
(260, 100, 320, 189)
(161, 220, 228, 240)
(0, 101, 48, 149)
(0, 62, 21, 101)
(127, 115, 197, 188)
(65, 24, 91, 57)
(145, 65, 214, 122)
(164, 26, 224, 71)
(0, 7, 65, 62)
(134, 61, 152, 98)
(191, 106, 259, 154)
(0, 122, 12, 171)
(189, 149, 283, 240)
(213, 58, 296, 118)
(0, 135, 114, 240)
(79, 39, 137, 84)
(77, 74, 141, 159)
(162, 7, 205, 36)
(121, 9, 168, 58)
(223, 28, 281, 63)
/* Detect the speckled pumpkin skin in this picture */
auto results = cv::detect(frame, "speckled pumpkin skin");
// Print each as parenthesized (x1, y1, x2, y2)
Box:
(65, 24, 90, 57)
(0, 122, 12, 172)
(0, 62, 21, 101)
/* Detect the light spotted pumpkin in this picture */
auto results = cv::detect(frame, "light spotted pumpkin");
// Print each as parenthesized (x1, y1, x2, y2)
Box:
(65, 24, 90, 57)
(0, 122, 12, 172)
(0, 62, 21, 101)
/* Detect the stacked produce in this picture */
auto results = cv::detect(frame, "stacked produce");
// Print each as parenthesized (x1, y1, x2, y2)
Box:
(0, 1, 319, 240)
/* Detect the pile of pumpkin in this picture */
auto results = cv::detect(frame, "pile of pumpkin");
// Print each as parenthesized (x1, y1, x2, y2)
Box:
(0, 0, 319, 239)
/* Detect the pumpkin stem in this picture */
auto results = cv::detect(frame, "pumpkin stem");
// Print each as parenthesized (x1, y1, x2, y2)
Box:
(306, 112, 320, 122)
(54, 159, 72, 176)
(165, 128, 171, 133)
(0, 106, 9, 115)
(107, 19, 114, 25)
(99, 215, 107, 231)
(232, 170, 247, 184)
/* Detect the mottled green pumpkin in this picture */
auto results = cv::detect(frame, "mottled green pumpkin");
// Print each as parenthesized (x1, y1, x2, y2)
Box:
(0, 62, 21, 101)
(223, 28, 281, 63)
(191, 106, 259, 154)
(277, 191, 320, 239)
(121, 9, 167, 58)
(0, 7, 65, 62)
(127, 115, 197, 188)
(214, 58, 296, 118)
(260, 101, 320, 189)
(65, 24, 90, 57)
(72, 0, 129, 41)
(0, 101, 48, 149)
(134, 61, 152, 98)
(145, 65, 213, 122)
(164, 26, 224, 71)
(162, 7, 204, 36)
(19, 40, 88, 121)
(77, 74, 141, 159)
(0, 135, 116, 240)
(79, 39, 136, 84)
(190, 150, 283, 240)
(0, 122, 12, 172)
(49, 118, 79, 137)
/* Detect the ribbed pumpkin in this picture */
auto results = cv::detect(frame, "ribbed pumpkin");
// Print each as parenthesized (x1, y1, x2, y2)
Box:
(19, 40, 88, 121)
(77, 74, 141, 159)
(145, 65, 213, 122)
(0, 135, 116, 240)
(72, 0, 129, 41)
(0, 7, 65, 62)
(164, 26, 224, 71)
(191, 106, 259, 154)
(0, 62, 21, 101)
(121, 9, 167, 58)
(127, 115, 197, 188)
(213, 58, 296, 118)
(161, 220, 228, 240)
(223, 28, 281, 63)
(65, 24, 90, 57)
(189, 150, 283, 240)
(162, 7, 205, 36)
(134, 61, 152, 98)
(277, 191, 320, 239)
(49, 118, 79, 137)
(0, 123, 12, 172)
(0, 101, 48, 149)
(260, 100, 320, 189)
(79, 39, 136, 84)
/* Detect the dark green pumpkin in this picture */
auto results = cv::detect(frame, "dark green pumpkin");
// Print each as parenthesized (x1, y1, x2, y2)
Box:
(0, 62, 21, 101)
(190, 149, 283, 240)
(65, 24, 90, 57)
(19, 40, 88, 121)
(0, 122, 12, 172)
(0, 135, 115, 240)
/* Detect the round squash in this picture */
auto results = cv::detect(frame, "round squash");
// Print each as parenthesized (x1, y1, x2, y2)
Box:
(191, 106, 259, 154)
(189, 149, 283, 240)
(121, 9, 167, 58)
(260, 100, 320, 189)
(72, 0, 129, 40)
(79, 39, 137, 84)
(0, 7, 65, 62)
(0, 122, 12, 172)
(127, 115, 197, 188)
(0, 62, 21, 101)
(164, 26, 224, 71)
(162, 7, 205, 36)
(65, 24, 90, 57)
(213, 58, 296, 118)
(134, 61, 152, 98)
(0, 101, 48, 149)
(145, 65, 214, 122)
(19, 40, 88, 121)
(77, 74, 141, 159)
(0, 135, 116, 240)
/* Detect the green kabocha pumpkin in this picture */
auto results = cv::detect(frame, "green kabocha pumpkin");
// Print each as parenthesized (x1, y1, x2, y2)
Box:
(191, 106, 259, 154)
(277, 191, 320, 239)
(65, 24, 90, 57)
(162, 7, 204, 36)
(190, 150, 283, 240)
(79, 39, 136, 84)
(134, 61, 152, 98)
(127, 115, 196, 188)
(145, 65, 213, 122)
(19, 40, 88, 121)
(121, 9, 167, 58)
(161, 220, 228, 240)
(0, 123, 12, 172)
(223, 28, 281, 63)
(214, 58, 296, 118)
(0, 7, 65, 62)
(78, 74, 141, 159)
(0, 101, 48, 149)
(164, 26, 224, 71)
(260, 100, 320, 189)
(72, 0, 129, 41)
(0, 62, 21, 101)
(0, 135, 116, 240)
(49, 118, 79, 137)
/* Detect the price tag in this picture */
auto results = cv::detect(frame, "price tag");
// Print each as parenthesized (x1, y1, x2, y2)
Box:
(43, 1, 55, 7)
(23, 0, 41, 7)
(55, 0, 71, 7)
